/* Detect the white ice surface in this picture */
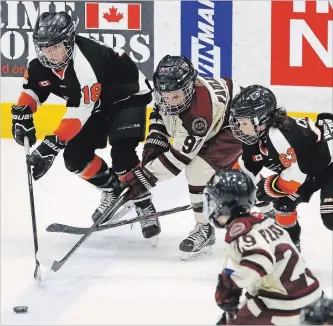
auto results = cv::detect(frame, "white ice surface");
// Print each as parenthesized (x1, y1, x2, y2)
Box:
(1, 139, 332, 325)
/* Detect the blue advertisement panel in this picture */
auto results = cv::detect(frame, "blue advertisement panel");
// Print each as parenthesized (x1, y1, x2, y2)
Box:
(181, 0, 233, 78)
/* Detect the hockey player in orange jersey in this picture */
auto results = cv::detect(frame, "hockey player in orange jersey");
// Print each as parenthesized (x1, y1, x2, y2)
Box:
(229, 85, 333, 249)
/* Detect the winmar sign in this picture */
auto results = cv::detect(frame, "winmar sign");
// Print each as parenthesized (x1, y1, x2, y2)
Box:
(0, 1, 154, 78)
(181, 0, 233, 78)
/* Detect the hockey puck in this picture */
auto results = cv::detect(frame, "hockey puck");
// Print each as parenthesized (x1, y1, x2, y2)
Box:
(13, 306, 28, 314)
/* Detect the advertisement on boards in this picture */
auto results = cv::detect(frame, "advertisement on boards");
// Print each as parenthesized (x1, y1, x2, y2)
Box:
(271, 0, 332, 87)
(0, 1, 154, 78)
(181, 0, 233, 78)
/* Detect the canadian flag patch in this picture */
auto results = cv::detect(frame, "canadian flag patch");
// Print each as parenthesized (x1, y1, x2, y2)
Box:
(252, 154, 263, 162)
(85, 3, 141, 30)
(38, 80, 51, 87)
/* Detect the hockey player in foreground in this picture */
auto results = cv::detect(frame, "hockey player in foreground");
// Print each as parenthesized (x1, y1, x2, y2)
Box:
(118, 55, 242, 259)
(229, 85, 333, 249)
(203, 169, 322, 325)
(11, 11, 160, 240)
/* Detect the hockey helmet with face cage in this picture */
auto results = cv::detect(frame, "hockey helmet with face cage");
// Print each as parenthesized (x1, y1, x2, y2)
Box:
(153, 55, 197, 115)
(229, 85, 277, 145)
(203, 169, 256, 228)
(33, 11, 75, 70)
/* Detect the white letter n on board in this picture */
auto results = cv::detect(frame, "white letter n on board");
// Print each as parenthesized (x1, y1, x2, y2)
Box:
(289, 19, 332, 68)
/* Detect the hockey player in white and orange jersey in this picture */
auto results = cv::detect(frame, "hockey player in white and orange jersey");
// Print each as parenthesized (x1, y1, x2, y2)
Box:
(203, 170, 322, 325)
(10, 11, 160, 240)
(119, 55, 243, 259)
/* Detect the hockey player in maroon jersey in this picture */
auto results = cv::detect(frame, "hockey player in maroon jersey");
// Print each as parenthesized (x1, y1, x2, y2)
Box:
(11, 11, 160, 240)
(229, 85, 333, 249)
(118, 55, 242, 259)
(203, 170, 322, 325)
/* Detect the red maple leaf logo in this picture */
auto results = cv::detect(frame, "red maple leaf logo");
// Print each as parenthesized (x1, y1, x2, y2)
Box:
(103, 6, 124, 23)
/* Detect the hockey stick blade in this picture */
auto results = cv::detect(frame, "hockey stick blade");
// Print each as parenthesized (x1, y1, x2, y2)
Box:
(34, 261, 42, 284)
(47, 203, 202, 235)
(46, 202, 134, 234)
(51, 188, 129, 272)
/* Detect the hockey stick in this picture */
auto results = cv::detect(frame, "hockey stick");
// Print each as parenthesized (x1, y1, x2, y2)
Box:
(51, 187, 129, 272)
(24, 137, 41, 284)
(45, 201, 134, 235)
(46, 202, 203, 235)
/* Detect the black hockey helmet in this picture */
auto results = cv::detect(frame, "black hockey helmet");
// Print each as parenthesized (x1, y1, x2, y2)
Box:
(203, 169, 256, 228)
(153, 55, 197, 115)
(33, 11, 75, 70)
(300, 297, 333, 325)
(229, 85, 277, 145)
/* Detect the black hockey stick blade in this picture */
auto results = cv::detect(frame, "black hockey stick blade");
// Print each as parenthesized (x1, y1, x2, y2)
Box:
(34, 261, 42, 284)
(51, 188, 129, 272)
(46, 201, 134, 234)
(47, 202, 202, 235)
(47, 223, 97, 234)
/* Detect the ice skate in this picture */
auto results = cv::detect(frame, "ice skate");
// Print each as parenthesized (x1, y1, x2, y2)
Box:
(179, 223, 216, 260)
(91, 169, 122, 224)
(91, 188, 118, 224)
(134, 197, 161, 247)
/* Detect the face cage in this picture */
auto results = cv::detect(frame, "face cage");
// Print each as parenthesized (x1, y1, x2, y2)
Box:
(203, 187, 230, 228)
(229, 114, 261, 145)
(35, 38, 74, 70)
(154, 82, 194, 115)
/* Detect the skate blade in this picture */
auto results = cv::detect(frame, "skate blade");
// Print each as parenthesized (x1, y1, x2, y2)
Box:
(180, 246, 213, 261)
(149, 235, 159, 248)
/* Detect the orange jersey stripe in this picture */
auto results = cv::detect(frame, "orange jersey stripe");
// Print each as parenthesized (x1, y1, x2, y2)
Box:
(275, 210, 297, 227)
(17, 92, 38, 112)
(54, 118, 82, 142)
(232, 161, 241, 170)
(79, 155, 103, 180)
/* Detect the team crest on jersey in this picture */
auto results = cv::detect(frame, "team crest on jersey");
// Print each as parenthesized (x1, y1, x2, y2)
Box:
(38, 80, 51, 87)
(191, 117, 208, 135)
(229, 222, 246, 238)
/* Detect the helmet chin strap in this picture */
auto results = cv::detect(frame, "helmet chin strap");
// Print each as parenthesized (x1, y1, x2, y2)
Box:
(256, 123, 269, 140)
(252, 116, 268, 140)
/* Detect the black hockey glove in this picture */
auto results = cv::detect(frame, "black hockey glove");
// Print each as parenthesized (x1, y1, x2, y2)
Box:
(11, 105, 36, 147)
(315, 113, 333, 142)
(215, 270, 242, 314)
(122, 165, 157, 200)
(142, 131, 169, 166)
(27, 135, 66, 181)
